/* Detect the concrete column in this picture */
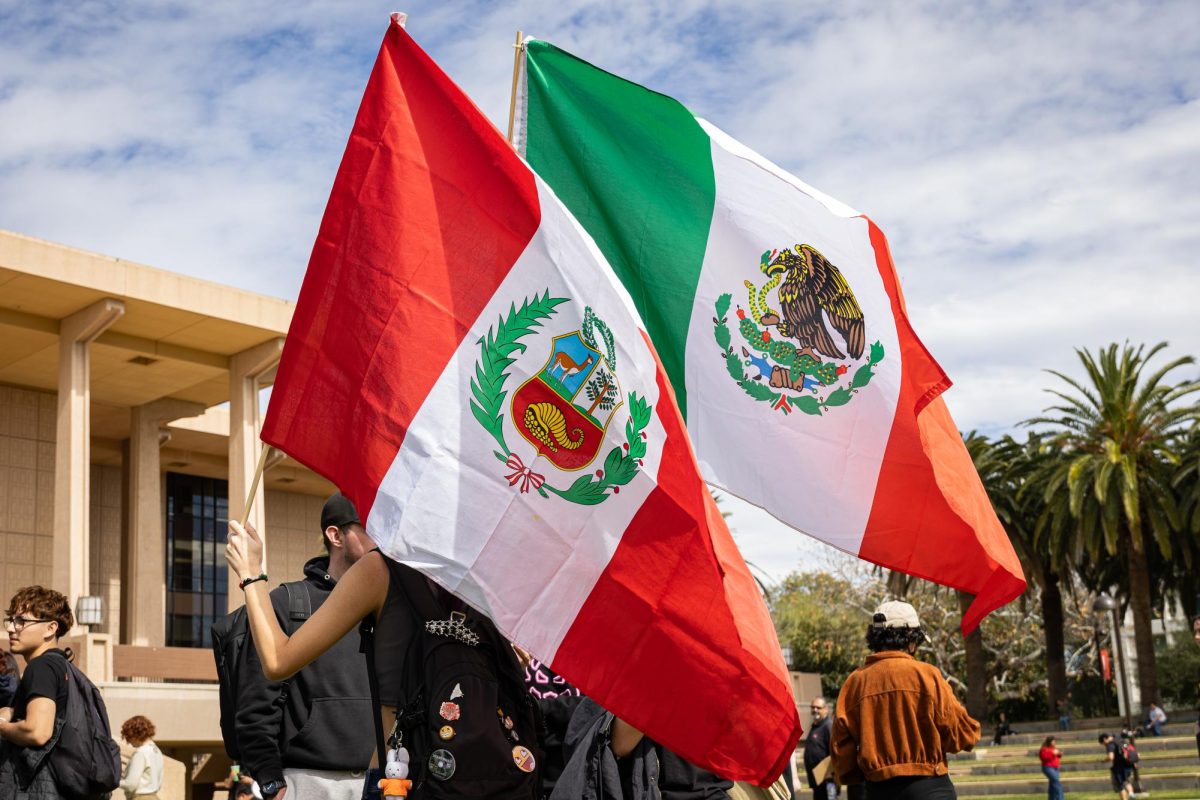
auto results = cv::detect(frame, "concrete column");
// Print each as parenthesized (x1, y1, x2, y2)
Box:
(121, 398, 204, 645)
(53, 299, 125, 612)
(226, 339, 283, 611)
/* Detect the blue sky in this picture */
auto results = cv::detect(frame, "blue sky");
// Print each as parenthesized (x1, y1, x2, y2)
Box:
(2, 1, 1198, 581)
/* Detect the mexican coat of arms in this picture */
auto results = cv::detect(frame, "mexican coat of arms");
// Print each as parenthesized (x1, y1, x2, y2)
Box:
(714, 243, 885, 415)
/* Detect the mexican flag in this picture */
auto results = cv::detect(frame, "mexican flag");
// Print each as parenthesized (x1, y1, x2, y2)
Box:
(261, 16, 801, 784)
(515, 40, 1026, 632)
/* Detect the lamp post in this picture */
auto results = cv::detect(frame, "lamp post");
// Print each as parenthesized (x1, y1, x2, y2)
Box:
(1093, 593, 1132, 730)
(1091, 619, 1109, 719)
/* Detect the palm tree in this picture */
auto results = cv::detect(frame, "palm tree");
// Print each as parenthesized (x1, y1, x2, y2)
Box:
(967, 432, 1070, 717)
(956, 589, 988, 721)
(1171, 425, 1200, 620)
(1027, 342, 1200, 705)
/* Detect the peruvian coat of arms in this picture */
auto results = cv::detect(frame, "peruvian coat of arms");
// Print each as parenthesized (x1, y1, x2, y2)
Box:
(470, 291, 652, 504)
(714, 243, 885, 415)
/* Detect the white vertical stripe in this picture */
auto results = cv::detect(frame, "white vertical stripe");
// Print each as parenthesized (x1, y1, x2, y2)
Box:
(683, 124, 903, 556)
(367, 176, 665, 661)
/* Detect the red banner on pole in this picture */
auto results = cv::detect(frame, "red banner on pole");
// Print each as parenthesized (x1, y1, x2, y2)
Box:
(1100, 648, 1112, 681)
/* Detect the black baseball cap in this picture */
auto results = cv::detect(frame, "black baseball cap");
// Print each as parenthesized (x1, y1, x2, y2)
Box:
(321, 492, 361, 531)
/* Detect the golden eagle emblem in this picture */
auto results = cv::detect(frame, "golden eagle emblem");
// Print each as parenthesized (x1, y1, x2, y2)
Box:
(713, 243, 884, 416)
(760, 244, 865, 361)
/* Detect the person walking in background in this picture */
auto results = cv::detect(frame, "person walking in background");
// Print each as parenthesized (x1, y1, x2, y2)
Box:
(804, 696, 837, 800)
(119, 715, 164, 799)
(831, 601, 980, 800)
(1098, 733, 1133, 800)
(1038, 736, 1063, 800)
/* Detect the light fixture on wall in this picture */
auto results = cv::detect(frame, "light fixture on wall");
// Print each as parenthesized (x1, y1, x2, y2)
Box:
(76, 595, 104, 627)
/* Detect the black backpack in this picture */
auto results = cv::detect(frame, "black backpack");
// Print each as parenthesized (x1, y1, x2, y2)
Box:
(367, 560, 541, 800)
(210, 582, 312, 760)
(43, 651, 121, 800)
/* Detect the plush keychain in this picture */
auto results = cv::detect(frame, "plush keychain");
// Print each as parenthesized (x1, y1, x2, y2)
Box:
(378, 747, 412, 798)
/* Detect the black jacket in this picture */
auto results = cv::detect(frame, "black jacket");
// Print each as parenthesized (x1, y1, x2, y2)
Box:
(236, 556, 374, 785)
(803, 715, 833, 788)
(550, 698, 660, 800)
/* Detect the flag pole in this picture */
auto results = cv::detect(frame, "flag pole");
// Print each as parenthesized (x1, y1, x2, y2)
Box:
(506, 30, 524, 145)
(242, 443, 273, 525)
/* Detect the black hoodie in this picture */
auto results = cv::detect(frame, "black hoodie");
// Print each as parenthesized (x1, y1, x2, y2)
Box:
(235, 556, 374, 786)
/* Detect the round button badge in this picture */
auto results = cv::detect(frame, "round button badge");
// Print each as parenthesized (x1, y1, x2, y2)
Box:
(512, 745, 536, 773)
(429, 749, 457, 781)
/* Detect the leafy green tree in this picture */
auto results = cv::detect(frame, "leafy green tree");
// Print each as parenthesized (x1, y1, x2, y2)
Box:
(772, 571, 884, 696)
(1027, 342, 1200, 705)
(1156, 633, 1200, 708)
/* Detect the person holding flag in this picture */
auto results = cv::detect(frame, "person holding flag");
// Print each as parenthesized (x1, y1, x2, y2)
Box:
(225, 518, 650, 800)
(234, 12, 800, 790)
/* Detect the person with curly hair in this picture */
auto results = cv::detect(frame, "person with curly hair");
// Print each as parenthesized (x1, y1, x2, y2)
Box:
(119, 715, 164, 798)
(0, 585, 76, 798)
(830, 601, 980, 800)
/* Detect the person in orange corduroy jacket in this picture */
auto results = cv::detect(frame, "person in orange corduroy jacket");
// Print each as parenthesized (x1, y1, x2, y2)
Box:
(830, 601, 981, 800)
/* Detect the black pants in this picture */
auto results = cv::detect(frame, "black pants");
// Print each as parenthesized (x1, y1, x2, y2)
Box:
(865, 774, 956, 800)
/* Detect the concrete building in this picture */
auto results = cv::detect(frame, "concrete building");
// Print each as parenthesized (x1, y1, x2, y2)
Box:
(0, 229, 336, 794)
(1, 228, 822, 795)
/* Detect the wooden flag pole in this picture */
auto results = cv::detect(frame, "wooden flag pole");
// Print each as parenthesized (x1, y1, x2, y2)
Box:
(506, 30, 524, 145)
(242, 444, 272, 525)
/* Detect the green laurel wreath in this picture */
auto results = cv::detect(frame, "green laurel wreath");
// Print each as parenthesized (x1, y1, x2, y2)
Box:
(713, 292, 884, 416)
(470, 291, 652, 503)
(545, 392, 651, 505)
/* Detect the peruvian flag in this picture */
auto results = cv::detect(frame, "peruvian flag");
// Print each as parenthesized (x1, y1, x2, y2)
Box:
(516, 40, 1026, 632)
(261, 16, 801, 784)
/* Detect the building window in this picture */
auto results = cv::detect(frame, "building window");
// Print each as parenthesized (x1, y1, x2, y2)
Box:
(165, 472, 229, 647)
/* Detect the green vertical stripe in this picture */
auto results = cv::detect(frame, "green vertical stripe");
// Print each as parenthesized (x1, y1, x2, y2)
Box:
(523, 40, 716, 420)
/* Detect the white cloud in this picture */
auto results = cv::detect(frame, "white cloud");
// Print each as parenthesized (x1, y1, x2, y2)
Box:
(1, 0, 1196, 579)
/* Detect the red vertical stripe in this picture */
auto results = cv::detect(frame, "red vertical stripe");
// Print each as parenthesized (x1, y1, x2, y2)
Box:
(860, 219, 1026, 632)
(261, 19, 540, 519)
(553, 335, 802, 785)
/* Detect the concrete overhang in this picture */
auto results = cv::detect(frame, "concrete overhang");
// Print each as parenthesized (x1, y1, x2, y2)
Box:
(0, 229, 293, 414)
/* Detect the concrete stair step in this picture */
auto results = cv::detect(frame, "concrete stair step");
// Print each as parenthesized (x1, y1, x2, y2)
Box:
(953, 772, 1200, 796)
(991, 722, 1193, 746)
(950, 734, 1197, 760)
(952, 754, 1200, 777)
